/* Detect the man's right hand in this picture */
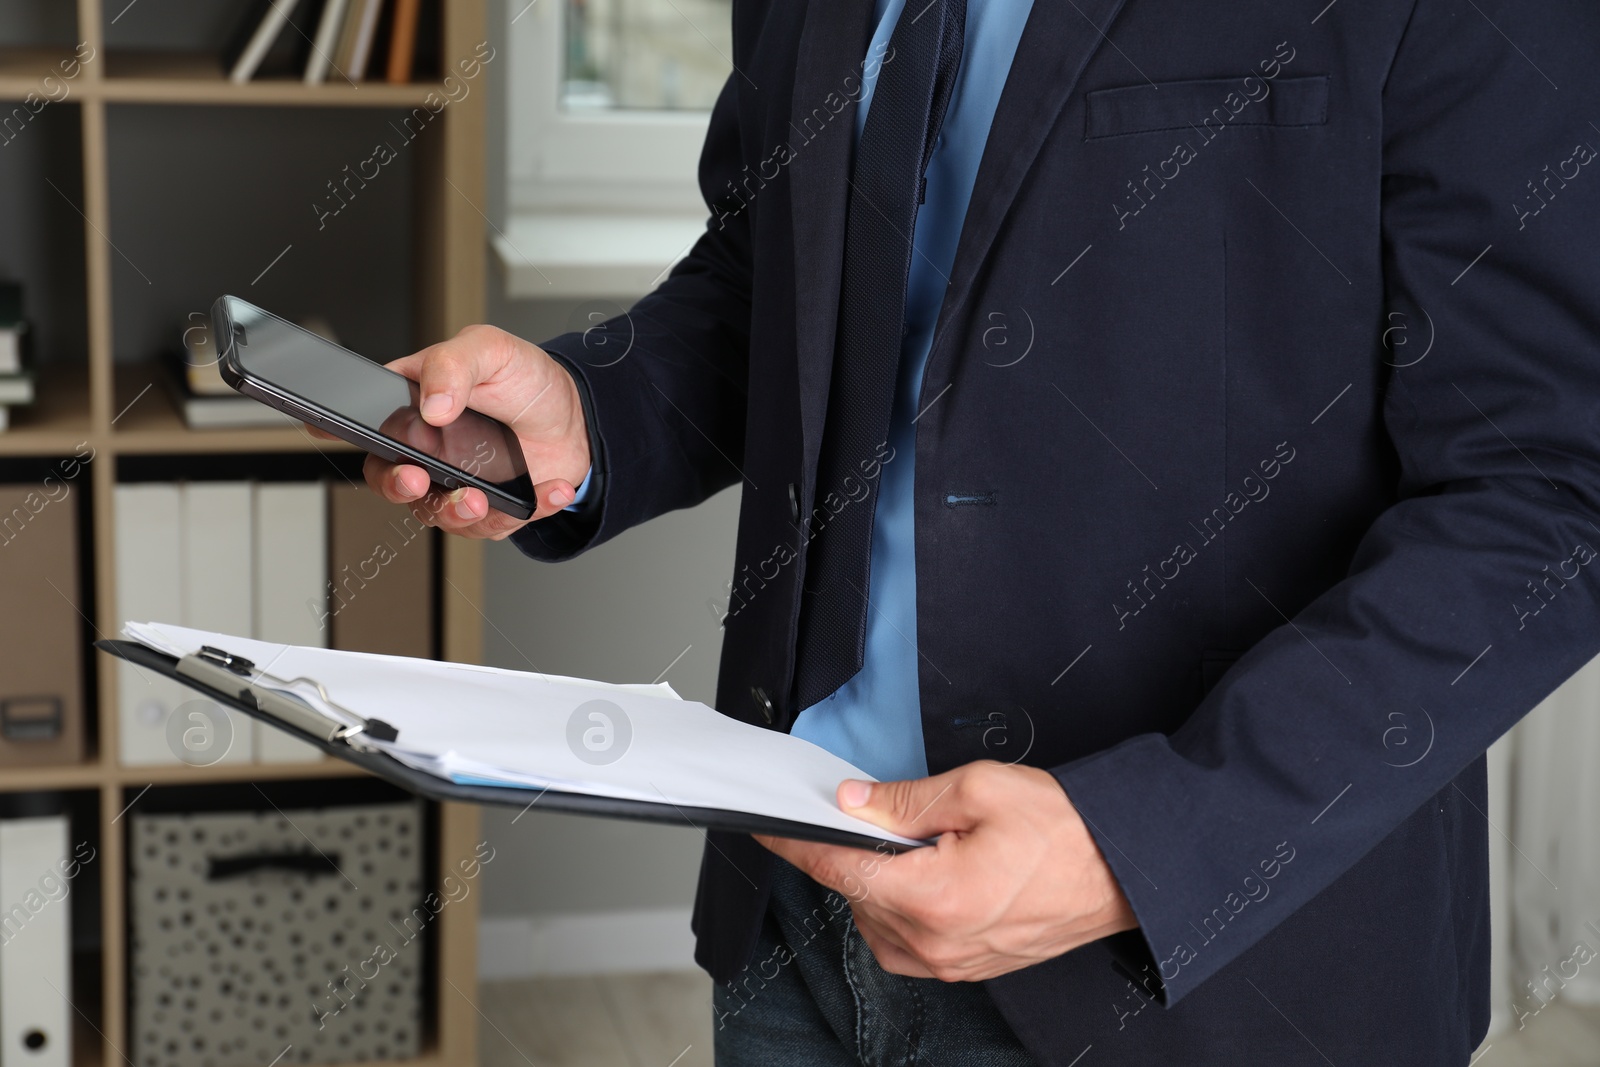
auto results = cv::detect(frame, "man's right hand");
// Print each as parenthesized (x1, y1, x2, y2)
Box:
(308, 324, 592, 541)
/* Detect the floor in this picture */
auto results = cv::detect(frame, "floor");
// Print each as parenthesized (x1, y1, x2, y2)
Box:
(1474, 1002, 1600, 1067)
(477, 972, 1600, 1067)
(478, 972, 714, 1067)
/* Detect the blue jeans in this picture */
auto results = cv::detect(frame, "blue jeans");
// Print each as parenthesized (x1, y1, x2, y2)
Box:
(713, 858, 1038, 1066)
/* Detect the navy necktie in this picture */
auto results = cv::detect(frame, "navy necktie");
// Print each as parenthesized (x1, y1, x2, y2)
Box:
(793, 0, 968, 712)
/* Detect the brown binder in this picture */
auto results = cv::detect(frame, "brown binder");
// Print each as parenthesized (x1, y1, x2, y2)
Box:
(385, 0, 423, 84)
(327, 483, 435, 658)
(0, 485, 86, 765)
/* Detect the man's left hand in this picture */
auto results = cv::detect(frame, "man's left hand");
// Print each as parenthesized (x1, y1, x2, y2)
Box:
(756, 760, 1138, 982)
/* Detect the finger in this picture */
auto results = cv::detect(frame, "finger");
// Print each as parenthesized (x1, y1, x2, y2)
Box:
(385, 353, 424, 380)
(417, 488, 493, 530)
(836, 768, 979, 841)
(851, 913, 935, 979)
(753, 834, 832, 877)
(399, 344, 475, 427)
(402, 330, 512, 428)
(532, 477, 579, 514)
(443, 487, 489, 524)
(303, 424, 340, 442)
(363, 454, 430, 504)
(414, 488, 531, 541)
(754, 834, 910, 911)
(441, 480, 575, 526)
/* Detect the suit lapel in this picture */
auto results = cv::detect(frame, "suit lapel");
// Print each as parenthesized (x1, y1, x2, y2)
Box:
(788, 0, 873, 486)
(933, 0, 1130, 346)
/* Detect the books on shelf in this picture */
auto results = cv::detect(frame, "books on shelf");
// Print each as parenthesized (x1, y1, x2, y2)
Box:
(386, 0, 424, 84)
(114, 478, 434, 767)
(0, 281, 36, 433)
(0, 373, 35, 406)
(0, 281, 28, 376)
(164, 371, 298, 430)
(224, 0, 426, 84)
(168, 313, 339, 429)
(304, 0, 351, 84)
(179, 313, 230, 396)
(224, 0, 308, 83)
(337, 0, 388, 80)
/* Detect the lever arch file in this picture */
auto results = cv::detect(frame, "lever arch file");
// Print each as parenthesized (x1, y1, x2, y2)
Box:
(0, 816, 72, 1067)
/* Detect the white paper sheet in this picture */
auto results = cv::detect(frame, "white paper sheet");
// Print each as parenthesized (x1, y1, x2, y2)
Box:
(122, 622, 921, 847)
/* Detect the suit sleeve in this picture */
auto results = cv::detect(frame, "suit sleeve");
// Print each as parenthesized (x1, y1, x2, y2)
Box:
(1056, 0, 1600, 1006)
(511, 72, 753, 561)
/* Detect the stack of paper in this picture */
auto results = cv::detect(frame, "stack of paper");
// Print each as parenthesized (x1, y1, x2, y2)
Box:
(122, 622, 921, 847)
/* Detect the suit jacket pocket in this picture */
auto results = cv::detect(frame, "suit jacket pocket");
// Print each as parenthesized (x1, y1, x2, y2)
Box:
(1085, 75, 1329, 140)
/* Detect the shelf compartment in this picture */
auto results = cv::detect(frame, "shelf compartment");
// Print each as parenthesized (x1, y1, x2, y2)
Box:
(0, 95, 90, 406)
(104, 103, 420, 380)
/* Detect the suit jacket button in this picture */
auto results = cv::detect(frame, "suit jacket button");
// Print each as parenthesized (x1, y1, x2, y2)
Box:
(750, 686, 774, 724)
(787, 482, 800, 523)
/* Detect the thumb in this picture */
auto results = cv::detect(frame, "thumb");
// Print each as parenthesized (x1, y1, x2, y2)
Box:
(415, 346, 476, 426)
(837, 771, 975, 840)
(389, 334, 497, 428)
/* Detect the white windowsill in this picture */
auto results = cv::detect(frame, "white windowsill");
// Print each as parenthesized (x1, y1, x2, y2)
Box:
(494, 212, 708, 300)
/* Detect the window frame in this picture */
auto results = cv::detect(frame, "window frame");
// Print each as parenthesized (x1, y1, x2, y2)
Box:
(505, 0, 718, 216)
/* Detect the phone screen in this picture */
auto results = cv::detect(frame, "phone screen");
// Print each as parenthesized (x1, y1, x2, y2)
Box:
(223, 300, 530, 492)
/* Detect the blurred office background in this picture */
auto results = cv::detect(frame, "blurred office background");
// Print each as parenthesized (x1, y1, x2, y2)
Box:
(1, 1, 1597, 1065)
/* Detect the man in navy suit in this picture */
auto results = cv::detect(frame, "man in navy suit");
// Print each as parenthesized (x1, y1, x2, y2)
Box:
(351, 0, 1600, 1062)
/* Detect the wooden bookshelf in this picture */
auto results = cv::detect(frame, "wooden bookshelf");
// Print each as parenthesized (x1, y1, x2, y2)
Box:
(0, 1, 491, 1064)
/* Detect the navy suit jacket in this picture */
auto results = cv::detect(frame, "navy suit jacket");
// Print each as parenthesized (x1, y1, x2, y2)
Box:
(514, 0, 1600, 1062)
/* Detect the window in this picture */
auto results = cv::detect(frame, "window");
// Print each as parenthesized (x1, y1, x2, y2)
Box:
(563, 0, 733, 111)
(506, 0, 732, 215)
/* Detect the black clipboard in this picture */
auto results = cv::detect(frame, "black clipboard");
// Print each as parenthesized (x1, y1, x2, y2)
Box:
(97, 640, 917, 852)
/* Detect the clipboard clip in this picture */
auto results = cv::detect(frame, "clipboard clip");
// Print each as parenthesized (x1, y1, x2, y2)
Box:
(180, 645, 400, 750)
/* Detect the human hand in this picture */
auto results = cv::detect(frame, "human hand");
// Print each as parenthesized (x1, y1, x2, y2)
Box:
(757, 760, 1137, 981)
(308, 324, 591, 540)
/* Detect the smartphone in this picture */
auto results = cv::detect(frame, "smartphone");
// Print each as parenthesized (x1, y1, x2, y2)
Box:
(210, 295, 536, 519)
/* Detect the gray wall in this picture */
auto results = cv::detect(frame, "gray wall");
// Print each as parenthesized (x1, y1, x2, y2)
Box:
(474, 293, 741, 920)
(0, 101, 87, 369)
(0, 5, 75, 47)
(474, 0, 744, 922)
(105, 105, 416, 365)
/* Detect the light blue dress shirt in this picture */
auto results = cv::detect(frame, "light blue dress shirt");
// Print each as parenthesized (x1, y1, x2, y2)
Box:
(567, 0, 1032, 784)
(789, 0, 1034, 783)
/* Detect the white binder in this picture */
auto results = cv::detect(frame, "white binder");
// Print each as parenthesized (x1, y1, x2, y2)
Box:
(0, 816, 72, 1067)
(227, 0, 304, 83)
(252, 482, 326, 762)
(303, 0, 351, 84)
(114, 484, 187, 765)
(180, 483, 255, 764)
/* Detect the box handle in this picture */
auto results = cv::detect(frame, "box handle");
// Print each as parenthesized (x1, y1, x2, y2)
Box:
(206, 849, 343, 880)
(0, 696, 63, 741)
